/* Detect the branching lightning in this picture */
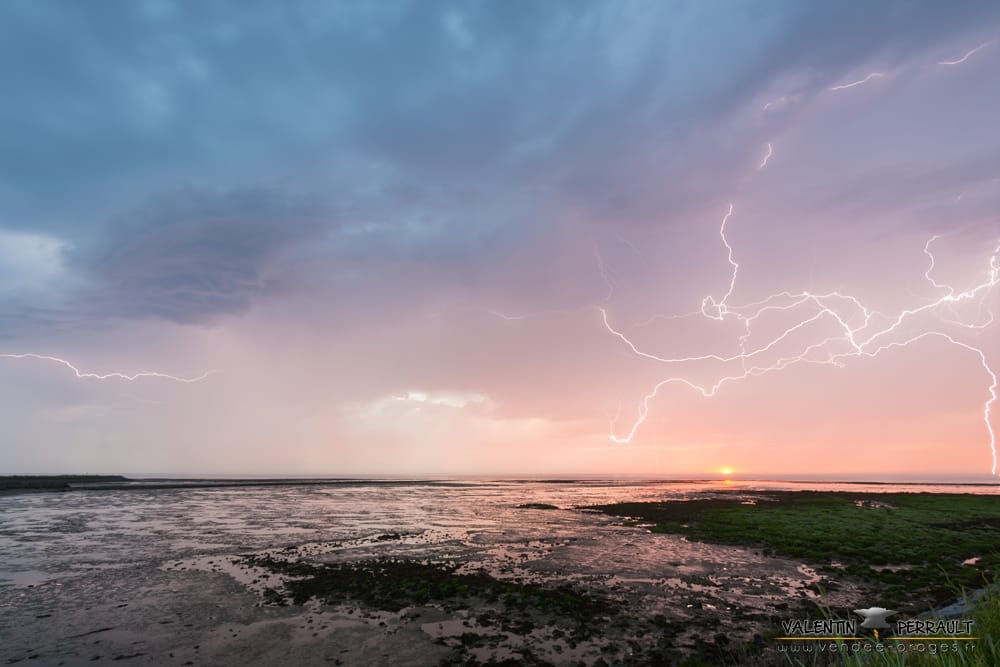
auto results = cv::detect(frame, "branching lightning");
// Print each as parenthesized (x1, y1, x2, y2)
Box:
(487, 38, 1000, 475)
(633, 310, 703, 328)
(598, 41, 1000, 473)
(0, 353, 215, 383)
(602, 204, 1000, 474)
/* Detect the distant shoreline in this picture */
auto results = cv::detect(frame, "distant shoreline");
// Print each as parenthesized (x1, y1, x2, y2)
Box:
(0, 475, 479, 494)
(0, 475, 129, 493)
(2, 474, 998, 495)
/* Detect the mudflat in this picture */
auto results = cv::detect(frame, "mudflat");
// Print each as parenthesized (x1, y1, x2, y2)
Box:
(2, 481, 996, 665)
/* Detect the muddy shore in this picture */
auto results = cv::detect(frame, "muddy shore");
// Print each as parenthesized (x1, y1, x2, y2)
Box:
(2, 483, 995, 665)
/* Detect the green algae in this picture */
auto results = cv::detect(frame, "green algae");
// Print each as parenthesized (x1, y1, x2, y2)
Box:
(587, 491, 1000, 611)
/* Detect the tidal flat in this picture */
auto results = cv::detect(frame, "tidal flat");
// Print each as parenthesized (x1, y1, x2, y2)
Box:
(1, 480, 998, 665)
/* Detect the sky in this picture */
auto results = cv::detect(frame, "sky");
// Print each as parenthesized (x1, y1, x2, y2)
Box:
(1, 1, 999, 479)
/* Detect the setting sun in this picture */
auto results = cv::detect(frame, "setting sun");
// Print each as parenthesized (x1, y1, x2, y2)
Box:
(719, 467, 734, 476)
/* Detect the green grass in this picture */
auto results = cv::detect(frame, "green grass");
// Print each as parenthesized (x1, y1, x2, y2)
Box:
(588, 492, 1000, 611)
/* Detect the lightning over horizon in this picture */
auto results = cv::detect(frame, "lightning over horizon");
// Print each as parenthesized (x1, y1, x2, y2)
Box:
(601, 204, 1000, 474)
(575, 35, 1000, 477)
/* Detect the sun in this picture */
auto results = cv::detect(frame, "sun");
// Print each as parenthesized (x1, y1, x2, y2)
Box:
(718, 467, 734, 476)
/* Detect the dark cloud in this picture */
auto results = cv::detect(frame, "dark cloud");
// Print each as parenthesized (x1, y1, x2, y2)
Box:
(72, 188, 331, 323)
(1, 0, 999, 332)
(3, 1, 993, 226)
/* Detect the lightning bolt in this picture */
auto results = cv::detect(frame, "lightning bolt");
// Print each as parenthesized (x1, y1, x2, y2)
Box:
(633, 310, 703, 328)
(486, 41, 999, 475)
(828, 72, 886, 92)
(598, 44, 1000, 473)
(757, 143, 773, 171)
(699, 202, 737, 321)
(938, 40, 994, 66)
(923, 235, 952, 294)
(603, 204, 1000, 474)
(0, 353, 215, 383)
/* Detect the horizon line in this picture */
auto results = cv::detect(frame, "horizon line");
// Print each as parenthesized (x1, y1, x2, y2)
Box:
(3, 472, 999, 485)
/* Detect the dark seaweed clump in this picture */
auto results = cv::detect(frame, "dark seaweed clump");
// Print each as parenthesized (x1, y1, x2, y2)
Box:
(243, 556, 613, 622)
(240, 555, 747, 664)
(517, 503, 560, 510)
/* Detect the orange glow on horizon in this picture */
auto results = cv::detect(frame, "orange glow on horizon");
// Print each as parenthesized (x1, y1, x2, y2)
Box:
(719, 467, 734, 476)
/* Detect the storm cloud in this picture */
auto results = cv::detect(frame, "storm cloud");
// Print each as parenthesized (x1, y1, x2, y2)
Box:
(1, 1, 999, 475)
